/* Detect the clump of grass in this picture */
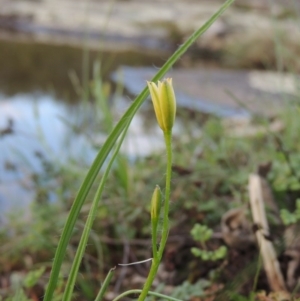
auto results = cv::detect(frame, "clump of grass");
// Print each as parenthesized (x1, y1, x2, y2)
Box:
(42, 1, 236, 301)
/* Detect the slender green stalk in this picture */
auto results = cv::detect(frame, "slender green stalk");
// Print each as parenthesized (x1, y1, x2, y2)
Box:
(151, 226, 158, 261)
(112, 289, 182, 301)
(138, 131, 173, 301)
(159, 131, 173, 260)
(62, 128, 129, 301)
(43, 1, 235, 300)
(94, 267, 116, 301)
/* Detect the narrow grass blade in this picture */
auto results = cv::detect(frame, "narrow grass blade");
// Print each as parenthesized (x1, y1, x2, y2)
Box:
(62, 127, 129, 301)
(94, 267, 116, 301)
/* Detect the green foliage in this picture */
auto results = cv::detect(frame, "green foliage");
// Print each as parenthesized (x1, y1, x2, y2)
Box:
(23, 267, 45, 289)
(4, 102, 300, 300)
(280, 199, 300, 225)
(191, 224, 227, 261)
(170, 279, 211, 300)
(230, 291, 256, 301)
(270, 152, 300, 192)
(1, 268, 49, 301)
(191, 223, 213, 243)
(2, 289, 31, 301)
(191, 246, 227, 261)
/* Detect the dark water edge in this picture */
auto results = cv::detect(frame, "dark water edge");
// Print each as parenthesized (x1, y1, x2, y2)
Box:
(0, 39, 170, 101)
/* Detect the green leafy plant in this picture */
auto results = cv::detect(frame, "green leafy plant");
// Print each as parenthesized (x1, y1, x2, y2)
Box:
(191, 223, 227, 261)
(280, 199, 300, 225)
(23, 267, 45, 289)
(40, 1, 236, 301)
(137, 78, 176, 300)
(1, 268, 46, 301)
(2, 289, 31, 301)
(170, 279, 211, 300)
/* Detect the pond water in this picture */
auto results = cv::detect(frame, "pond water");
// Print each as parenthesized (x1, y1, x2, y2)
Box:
(0, 39, 174, 216)
(0, 38, 295, 218)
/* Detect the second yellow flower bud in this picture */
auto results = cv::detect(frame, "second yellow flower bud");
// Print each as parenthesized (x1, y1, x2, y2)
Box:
(150, 185, 162, 222)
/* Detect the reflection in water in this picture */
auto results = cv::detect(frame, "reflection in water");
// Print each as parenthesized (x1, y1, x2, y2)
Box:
(0, 93, 96, 216)
(0, 93, 95, 174)
(0, 92, 169, 217)
(0, 39, 169, 217)
(0, 39, 167, 100)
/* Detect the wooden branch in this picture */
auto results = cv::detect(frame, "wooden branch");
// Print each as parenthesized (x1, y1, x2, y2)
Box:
(248, 174, 287, 292)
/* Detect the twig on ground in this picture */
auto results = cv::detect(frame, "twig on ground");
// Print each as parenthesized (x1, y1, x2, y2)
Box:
(248, 174, 287, 292)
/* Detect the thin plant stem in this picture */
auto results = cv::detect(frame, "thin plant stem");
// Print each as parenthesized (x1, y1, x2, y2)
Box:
(94, 267, 116, 301)
(137, 130, 173, 301)
(151, 219, 158, 261)
(159, 130, 173, 261)
(113, 289, 182, 301)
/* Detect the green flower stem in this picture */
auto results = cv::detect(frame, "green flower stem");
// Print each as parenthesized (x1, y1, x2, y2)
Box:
(138, 130, 173, 301)
(151, 218, 158, 261)
(159, 130, 172, 259)
(112, 289, 182, 301)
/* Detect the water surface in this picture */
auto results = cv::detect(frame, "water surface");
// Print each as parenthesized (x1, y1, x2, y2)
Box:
(0, 39, 169, 217)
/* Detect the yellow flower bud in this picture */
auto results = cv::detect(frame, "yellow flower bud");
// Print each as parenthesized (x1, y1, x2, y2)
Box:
(151, 185, 162, 223)
(150, 185, 162, 259)
(147, 78, 176, 133)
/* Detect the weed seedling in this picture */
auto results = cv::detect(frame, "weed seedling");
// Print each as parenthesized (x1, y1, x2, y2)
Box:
(191, 223, 227, 261)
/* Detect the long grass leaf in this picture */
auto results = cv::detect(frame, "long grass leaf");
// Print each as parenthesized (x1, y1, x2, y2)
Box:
(62, 127, 129, 300)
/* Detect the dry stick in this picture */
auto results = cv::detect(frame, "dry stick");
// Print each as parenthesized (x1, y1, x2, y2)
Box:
(248, 174, 287, 292)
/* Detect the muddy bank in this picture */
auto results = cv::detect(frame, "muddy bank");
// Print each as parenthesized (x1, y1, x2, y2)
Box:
(113, 66, 298, 118)
(0, 0, 300, 69)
